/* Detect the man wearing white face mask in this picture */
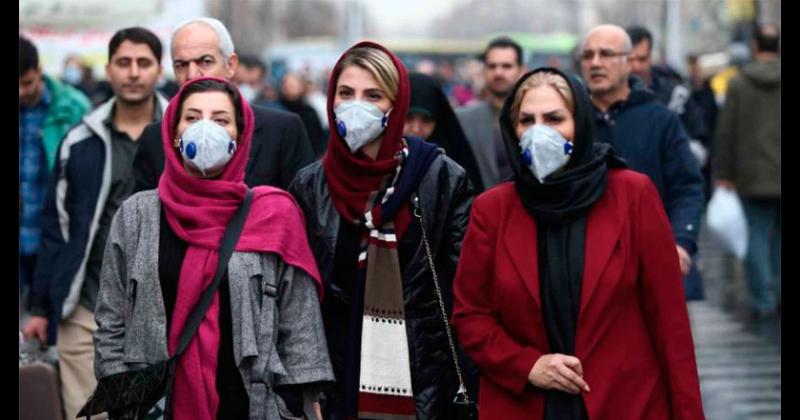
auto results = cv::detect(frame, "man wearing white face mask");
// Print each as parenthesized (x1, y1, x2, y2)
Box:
(132, 17, 314, 193)
(234, 55, 269, 103)
(61, 55, 84, 87)
(24, 27, 168, 420)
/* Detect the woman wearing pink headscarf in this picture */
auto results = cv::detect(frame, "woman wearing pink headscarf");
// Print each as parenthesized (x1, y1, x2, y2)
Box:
(93, 77, 333, 419)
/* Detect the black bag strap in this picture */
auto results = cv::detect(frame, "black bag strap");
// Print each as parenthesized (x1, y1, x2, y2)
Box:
(174, 188, 254, 356)
(410, 193, 473, 405)
(79, 190, 255, 420)
(164, 189, 254, 419)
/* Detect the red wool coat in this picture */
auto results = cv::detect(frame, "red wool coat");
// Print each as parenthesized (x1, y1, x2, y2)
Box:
(452, 169, 704, 419)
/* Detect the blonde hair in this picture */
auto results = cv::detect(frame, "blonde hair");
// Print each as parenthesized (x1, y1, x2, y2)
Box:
(510, 71, 574, 124)
(338, 47, 399, 102)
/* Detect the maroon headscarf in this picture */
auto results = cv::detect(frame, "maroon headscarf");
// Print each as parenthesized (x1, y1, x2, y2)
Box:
(321, 41, 413, 236)
(157, 76, 322, 420)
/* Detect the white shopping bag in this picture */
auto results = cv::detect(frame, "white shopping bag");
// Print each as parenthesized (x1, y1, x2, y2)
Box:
(706, 187, 748, 259)
(688, 139, 708, 168)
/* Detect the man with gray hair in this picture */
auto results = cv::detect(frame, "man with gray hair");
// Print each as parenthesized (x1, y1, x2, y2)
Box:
(133, 17, 314, 192)
(579, 24, 705, 291)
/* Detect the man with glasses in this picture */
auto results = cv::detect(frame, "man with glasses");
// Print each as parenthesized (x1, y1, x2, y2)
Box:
(580, 25, 704, 287)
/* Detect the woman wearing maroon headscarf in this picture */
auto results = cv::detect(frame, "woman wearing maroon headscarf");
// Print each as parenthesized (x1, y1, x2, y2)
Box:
(93, 77, 333, 419)
(288, 42, 475, 419)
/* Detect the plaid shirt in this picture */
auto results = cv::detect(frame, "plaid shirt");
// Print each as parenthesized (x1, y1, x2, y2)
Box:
(19, 85, 52, 256)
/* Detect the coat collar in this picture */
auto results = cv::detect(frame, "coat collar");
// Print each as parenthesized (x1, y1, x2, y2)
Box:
(503, 191, 622, 313)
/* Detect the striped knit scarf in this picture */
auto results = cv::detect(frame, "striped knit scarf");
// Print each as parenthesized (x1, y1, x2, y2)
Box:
(333, 136, 438, 419)
(356, 143, 416, 419)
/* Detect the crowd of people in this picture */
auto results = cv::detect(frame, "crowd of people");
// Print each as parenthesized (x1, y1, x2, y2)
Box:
(19, 15, 779, 420)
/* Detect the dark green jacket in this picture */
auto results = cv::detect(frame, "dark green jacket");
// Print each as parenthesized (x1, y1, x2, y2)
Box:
(714, 59, 781, 197)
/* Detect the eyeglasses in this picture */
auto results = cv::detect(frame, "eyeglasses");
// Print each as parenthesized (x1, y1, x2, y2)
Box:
(580, 49, 630, 62)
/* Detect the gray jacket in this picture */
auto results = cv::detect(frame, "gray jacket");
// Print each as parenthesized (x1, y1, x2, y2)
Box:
(455, 100, 504, 188)
(94, 190, 334, 419)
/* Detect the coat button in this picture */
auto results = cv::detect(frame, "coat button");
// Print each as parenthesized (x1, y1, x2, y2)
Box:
(687, 224, 694, 231)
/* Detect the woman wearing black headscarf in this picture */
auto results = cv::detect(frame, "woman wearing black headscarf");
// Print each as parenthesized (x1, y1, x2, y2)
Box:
(405, 72, 485, 193)
(451, 68, 704, 419)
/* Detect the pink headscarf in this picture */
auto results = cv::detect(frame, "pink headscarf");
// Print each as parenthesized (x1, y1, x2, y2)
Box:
(157, 77, 321, 420)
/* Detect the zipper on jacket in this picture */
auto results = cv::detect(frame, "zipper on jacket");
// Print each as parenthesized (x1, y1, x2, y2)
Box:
(263, 275, 278, 299)
(602, 112, 616, 126)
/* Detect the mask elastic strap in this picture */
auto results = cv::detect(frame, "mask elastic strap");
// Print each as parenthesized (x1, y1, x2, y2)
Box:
(382, 107, 394, 127)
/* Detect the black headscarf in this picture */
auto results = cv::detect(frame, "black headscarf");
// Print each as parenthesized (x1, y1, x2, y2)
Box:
(499, 67, 626, 420)
(279, 95, 327, 158)
(408, 72, 485, 192)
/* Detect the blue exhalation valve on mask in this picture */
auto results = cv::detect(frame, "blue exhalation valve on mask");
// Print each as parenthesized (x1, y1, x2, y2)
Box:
(179, 119, 236, 177)
(522, 148, 533, 166)
(186, 142, 197, 159)
(333, 100, 391, 153)
(519, 124, 574, 183)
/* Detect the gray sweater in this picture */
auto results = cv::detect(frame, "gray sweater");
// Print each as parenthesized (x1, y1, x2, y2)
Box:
(93, 190, 333, 419)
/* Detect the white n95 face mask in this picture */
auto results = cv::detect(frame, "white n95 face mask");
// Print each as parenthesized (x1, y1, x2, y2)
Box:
(237, 83, 257, 103)
(62, 65, 82, 86)
(179, 119, 237, 177)
(334, 100, 390, 153)
(519, 124, 574, 183)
